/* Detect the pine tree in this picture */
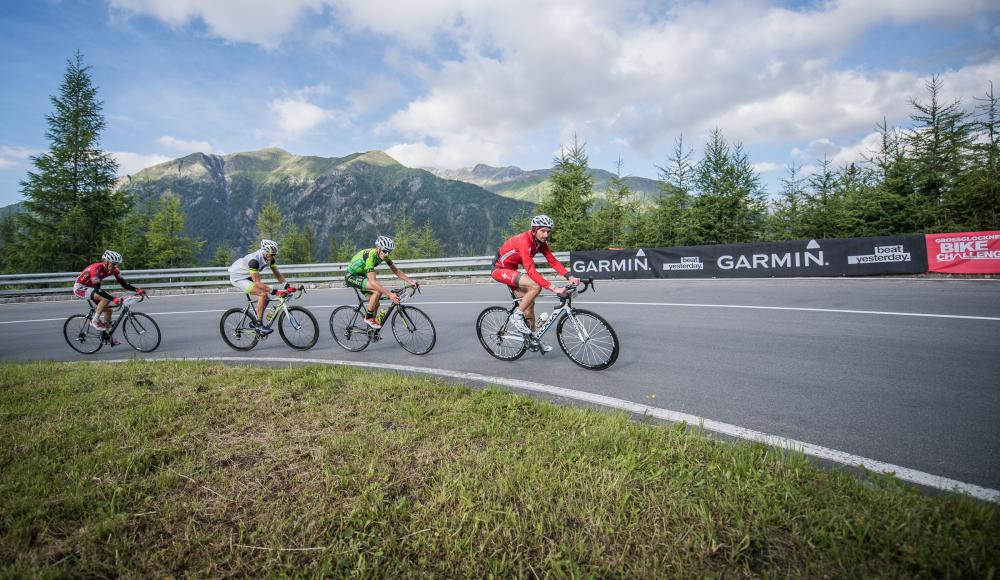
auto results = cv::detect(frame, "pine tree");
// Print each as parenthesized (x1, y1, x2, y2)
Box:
(860, 117, 915, 235)
(770, 162, 807, 240)
(145, 193, 203, 268)
(907, 75, 976, 232)
(390, 212, 419, 260)
(416, 221, 443, 258)
(688, 129, 766, 244)
(593, 157, 636, 248)
(798, 156, 853, 239)
(0, 213, 18, 273)
(962, 81, 1000, 229)
(647, 135, 694, 246)
(536, 134, 594, 250)
(107, 179, 158, 269)
(326, 235, 341, 262)
(15, 51, 128, 272)
(212, 245, 235, 267)
(255, 195, 283, 248)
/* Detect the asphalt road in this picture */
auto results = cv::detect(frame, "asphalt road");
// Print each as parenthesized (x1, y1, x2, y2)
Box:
(2, 277, 998, 492)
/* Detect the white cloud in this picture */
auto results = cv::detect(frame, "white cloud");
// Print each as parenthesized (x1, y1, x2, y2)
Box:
(752, 162, 779, 174)
(112, 152, 173, 175)
(386, 137, 504, 170)
(355, 0, 999, 166)
(109, 0, 329, 49)
(266, 96, 333, 139)
(156, 135, 216, 154)
(0, 146, 39, 168)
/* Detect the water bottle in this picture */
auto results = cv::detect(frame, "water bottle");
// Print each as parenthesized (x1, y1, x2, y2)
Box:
(376, 307, 388, 324)
(265, 306, 277, 323)
(537, 311, 550, 330)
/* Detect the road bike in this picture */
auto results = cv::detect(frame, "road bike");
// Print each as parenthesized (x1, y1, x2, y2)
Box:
(476, 278, 619, 370)
(219, 285, 318, 351)
(329, 285, 436, 355)
(63, 293, 161, 354)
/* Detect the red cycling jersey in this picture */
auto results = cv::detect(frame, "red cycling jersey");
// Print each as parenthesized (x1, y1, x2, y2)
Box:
(76, 262, 126, 287)
(492, 230, 569, 290)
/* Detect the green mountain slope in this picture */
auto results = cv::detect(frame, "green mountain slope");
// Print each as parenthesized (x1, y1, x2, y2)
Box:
(428, 164, 662, 204)
(121, 148, 533, 260)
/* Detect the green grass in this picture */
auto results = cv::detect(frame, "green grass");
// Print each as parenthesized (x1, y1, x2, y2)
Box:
(1, 361, 997, 577)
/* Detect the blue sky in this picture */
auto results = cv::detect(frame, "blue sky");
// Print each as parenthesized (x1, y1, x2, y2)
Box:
(1, 0, 998, 208)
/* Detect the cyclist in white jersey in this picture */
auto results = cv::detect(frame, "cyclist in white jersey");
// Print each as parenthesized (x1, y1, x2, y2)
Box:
(228, 239, 291, 334)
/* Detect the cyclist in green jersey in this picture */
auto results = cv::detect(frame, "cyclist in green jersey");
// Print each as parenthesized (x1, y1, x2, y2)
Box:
(345, 235, 420, 329)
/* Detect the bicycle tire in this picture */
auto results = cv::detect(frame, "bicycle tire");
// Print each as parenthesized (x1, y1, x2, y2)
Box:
(220, 307, 259, 351)
(556, 308, 619, 370)
(122, 312, 161, 353)
(476, 306, 527, 361)
(391, 306, 436, 355)
(329, 305, 371, 352)
(278, 306, 319, 350)
(63, 314, 103, 354)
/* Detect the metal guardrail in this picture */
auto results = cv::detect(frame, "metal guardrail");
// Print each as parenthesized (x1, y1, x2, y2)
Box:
(0, 253, 570, 296)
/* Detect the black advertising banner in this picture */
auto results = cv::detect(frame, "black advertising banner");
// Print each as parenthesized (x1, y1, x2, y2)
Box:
(569, 235, 928, 279)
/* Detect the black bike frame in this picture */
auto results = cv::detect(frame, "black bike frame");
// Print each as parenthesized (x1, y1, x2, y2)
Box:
(346, 286, 417, 336)
(85, 295, 143, 339)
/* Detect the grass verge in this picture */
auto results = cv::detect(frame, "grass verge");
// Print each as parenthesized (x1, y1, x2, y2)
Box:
(1, 360, 998, 577)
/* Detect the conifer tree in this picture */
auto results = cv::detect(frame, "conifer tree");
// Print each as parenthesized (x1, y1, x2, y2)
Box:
(593, 157, 636, 248)
(648, 135, 694, 246)
(145, 193, 203, 268)
(907, 75, 976, 231)
(255, 196, 283, 247)
(16, 51, 128, 272)
(536, 134, 594, 250)
(212, 245, 235, 267)
(416, 221, 443, 258)
(688, 129, 766, 244)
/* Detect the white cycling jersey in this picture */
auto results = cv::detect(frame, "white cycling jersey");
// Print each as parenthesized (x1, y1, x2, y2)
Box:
(228, 249, 275, 282)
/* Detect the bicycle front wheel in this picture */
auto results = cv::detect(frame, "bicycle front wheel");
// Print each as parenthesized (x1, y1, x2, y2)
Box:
(63, 314, 103, 354)
(329, 305, 371, 352)
(122, 312, 161, 353)
(220, 308, 259, 351)
(391, 306, 436, 355)
(556, 308, 619, 370)
(278, 306, 318, 350)
(476, 306, 527, 361)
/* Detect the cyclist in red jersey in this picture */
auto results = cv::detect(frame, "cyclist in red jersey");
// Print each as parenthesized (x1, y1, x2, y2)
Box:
(73, 250, 144, 333)
(491, 214, 581, 350)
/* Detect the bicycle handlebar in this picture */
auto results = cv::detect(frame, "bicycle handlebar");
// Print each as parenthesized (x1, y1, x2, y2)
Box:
(558, 278, 595, 302)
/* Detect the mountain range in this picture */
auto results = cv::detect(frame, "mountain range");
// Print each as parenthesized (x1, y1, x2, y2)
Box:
(119, 148, 533, 261)
(426, 164, 662, 203)
(2, 149, 665, 263)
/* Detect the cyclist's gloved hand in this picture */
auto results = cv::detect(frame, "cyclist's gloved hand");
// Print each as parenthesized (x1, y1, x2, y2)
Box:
(136, 288, 146, 295)
(112, 296, 122, 306)
(389, 291, 400, 304)
(270, 288, 277, 296)
(284, 282, 292, 290)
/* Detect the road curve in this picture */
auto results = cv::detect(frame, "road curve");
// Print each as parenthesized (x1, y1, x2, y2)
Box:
(2, 277, 998, 493)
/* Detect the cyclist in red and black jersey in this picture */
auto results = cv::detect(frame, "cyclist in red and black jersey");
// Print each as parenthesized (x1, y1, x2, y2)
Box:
(73, 250, 144, 332)
(492, 215, 581, 349)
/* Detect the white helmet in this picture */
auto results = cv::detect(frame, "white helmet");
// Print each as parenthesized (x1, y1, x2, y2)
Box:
(530, 214, 555, 229)
(260, 239, 278, 254)
(102, 250, 122, 264)
(375, 235, 395, 253)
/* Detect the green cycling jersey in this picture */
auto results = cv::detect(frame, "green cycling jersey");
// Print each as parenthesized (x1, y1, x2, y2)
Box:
(347, 248, 394, 276)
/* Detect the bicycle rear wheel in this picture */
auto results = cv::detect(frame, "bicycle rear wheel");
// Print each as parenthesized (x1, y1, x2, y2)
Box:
(122, 312, 161, 352)
(63, 314, 103, 354)
(391, 306, 436, 355)
(476, 306, 527, 361)
(556, 308, 619, 370)
(329, 305, 371, 352)
(220, 308, 259, 351)
(278, 306, 319, 350)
